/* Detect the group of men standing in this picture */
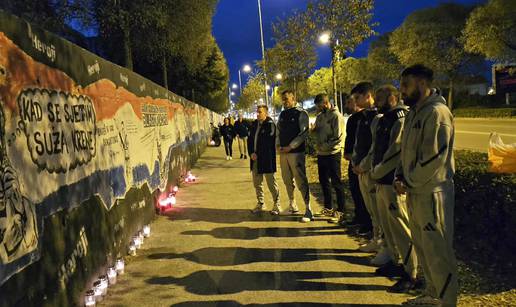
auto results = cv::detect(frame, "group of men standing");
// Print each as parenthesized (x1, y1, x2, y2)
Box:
(245, 64, 458, 306)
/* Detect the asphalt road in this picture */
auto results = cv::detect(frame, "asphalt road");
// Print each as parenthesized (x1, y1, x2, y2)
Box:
(454, 118, 516, 152)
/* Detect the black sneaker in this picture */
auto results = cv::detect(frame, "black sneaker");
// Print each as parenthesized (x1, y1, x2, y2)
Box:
(388, 277, 415, 293)
(357, 225, 372, 235)
(240, 154, 244, 159)
(375, 261, 405, 278)
(244, 155, 248, 159)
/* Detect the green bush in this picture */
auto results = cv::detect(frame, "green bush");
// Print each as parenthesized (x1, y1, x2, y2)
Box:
(453, 150, 516, 266)
(453, 107, 516, 118)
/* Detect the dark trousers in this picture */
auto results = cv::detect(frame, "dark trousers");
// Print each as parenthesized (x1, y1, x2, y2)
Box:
(348, 163, 371, 227)
(223, 138, 233, 156)
(317, 153, 345, 212)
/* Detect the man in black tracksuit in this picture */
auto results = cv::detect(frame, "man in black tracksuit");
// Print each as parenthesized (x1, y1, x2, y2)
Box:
(344, 96, 372, 231)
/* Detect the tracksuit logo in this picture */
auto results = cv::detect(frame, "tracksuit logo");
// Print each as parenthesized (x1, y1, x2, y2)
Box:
(423, 222, 437, 231)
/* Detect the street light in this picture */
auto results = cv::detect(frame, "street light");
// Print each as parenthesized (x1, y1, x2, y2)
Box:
(239, 64, 252, 96)
(231, 91, 236, 96)
(232, 83, 238, 90)
(319, 32, 340, 112)
(275, 73, 283, 81)
(257, 0, 269, 108)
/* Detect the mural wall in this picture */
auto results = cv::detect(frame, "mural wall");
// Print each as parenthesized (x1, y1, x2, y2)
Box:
(0, 10, 221, 305)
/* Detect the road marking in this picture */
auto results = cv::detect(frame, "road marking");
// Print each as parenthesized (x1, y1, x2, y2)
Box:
(455, 130, 516, 138)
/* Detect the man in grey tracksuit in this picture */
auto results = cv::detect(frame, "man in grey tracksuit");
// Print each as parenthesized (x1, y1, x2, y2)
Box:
(310, 94, 345, 221)
(395, 64, 457, 307)
(370, 85, 417, 293)
(277, 90, 313, 222)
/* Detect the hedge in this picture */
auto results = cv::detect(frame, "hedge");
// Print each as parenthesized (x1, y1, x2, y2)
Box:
(453, 107, 516, 118)
(453, 150, 516, 265)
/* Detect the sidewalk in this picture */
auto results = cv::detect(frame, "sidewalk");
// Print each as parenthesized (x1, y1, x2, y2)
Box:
(101, 145, 409, 306)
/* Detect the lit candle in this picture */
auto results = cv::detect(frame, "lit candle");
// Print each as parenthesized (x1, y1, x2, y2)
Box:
(107, 267, 117, 285)
(84, 290, 96, 307)
(115, 259, 125, 275)
(98, 275, 108, 296)
(93, 281, 103, 302)
(143, 225, 151, 237)
(129, 240, 137, 255)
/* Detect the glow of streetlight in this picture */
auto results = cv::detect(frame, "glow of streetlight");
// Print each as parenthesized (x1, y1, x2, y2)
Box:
(319, 32, 331, 45)
(243, 64, 252, 73)
(232, 83, 238, 89)
(231, 91, 236, 96)
(275, 73, 283, 81)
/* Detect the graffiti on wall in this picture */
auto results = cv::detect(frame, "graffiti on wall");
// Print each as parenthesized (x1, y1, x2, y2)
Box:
(0, 10, 222, 285)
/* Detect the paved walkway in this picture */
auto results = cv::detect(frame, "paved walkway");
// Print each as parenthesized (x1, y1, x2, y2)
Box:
(102, 146, 410, 306)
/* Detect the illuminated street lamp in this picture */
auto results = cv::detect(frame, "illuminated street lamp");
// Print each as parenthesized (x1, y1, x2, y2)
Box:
(232, 83, 238, 90)
(319, 32, 340, 112)
(275, 73, 283, 81)
(239, 64, 252, 96)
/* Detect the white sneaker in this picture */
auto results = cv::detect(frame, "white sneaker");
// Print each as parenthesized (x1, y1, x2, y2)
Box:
(300, 210, 314, 223)
(226, 156, 230, 160)
(229, 156, 232, 160)
(402, 295, 441, 305)
(359, 240, 379, 252)
(288, 200, 299, 214)
(251, 204, 266, 213)
(270, 206, 281, 215)
(371, 247, 392, 266)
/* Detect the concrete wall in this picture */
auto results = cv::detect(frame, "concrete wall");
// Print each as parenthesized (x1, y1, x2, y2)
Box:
(0, 10, 222, 306)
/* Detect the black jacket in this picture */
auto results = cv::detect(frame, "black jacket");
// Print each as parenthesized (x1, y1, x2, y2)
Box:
(234, 120, 249, 138)
(344, 113, 359, 155)
(219, 124, 235, 140)
(247, 117, 277, 174)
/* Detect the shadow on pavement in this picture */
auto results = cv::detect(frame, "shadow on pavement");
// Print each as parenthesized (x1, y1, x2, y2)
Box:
(180, 226, 348, 240)
(164, 207, 302, 224)
(147, 247, 371, 266)
(146, 270, 389, 295)
(171, 301, 400, 307)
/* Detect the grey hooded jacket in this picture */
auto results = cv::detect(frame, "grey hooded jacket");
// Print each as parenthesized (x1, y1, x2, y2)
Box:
(396, 90, 455, 193)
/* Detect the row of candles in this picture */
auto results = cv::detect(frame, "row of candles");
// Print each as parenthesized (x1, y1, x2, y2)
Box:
(84, 225, 151, 306)
(84, 171, 197, 306)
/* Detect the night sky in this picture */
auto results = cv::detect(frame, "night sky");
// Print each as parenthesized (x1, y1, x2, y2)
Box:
(212, 0, 482, 88)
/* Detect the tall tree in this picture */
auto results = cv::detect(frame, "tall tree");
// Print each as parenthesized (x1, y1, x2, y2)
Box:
(194, 40, 230, 112)
(271, 12, 317, 99)
(238, 76, 265, 111)
(463, 0, 516, 62)
(306, 0, 376, 102)
(335, 57, 370, 93)
(307, 67, 333, 96)
(366, 32, 403, 86)
(389, 3, 481, 108)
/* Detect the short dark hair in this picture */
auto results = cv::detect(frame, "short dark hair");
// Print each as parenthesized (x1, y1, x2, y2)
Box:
(401, 64, 434, 82)
(257, 104, 268, 111)
(314, 93, 328, 104)
(375, 84, 399, 99)
(350, 81, 374, 96)
(281, 89, 294, 96)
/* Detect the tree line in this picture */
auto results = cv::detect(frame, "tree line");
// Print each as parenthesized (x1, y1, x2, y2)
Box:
(1, 0, 230, 112)
(239, 0, 515, 111)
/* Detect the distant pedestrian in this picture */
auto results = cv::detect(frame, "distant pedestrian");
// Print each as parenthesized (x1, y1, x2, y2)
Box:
(310, 94, 346, 223)
(248, 105, 281, 214)
(234, 114, 249, 159)
(277, 90, 313, 222)
(395, 64, 457, 307)
(220, 117, 235, 160)
(343, 96, 372, 231)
